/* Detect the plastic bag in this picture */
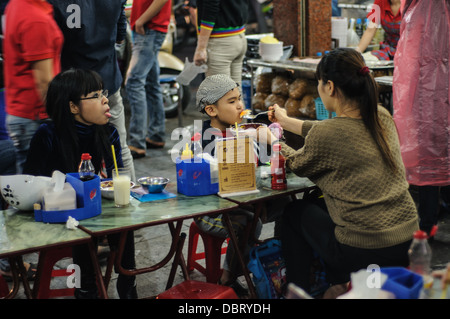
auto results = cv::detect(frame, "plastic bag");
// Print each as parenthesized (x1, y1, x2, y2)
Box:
(175, 58, 208, 86)
(347, 19, 360, 47)
(393, 0, 450, 186)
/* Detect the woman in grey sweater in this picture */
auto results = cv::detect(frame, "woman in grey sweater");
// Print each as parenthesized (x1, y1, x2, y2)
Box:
(258, 48, 419, 297)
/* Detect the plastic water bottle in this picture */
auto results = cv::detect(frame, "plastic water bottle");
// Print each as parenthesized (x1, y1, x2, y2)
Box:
(408, 230, 433, 298)
(408, 230, 431, 275)
(191, 132, 203, 158)
(78, 153, 95, 181)
(355, 18, 363, 39)
(270, 144, 287, 190)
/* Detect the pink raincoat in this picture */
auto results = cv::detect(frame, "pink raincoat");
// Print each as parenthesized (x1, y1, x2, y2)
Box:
(393, 0, 450, 186)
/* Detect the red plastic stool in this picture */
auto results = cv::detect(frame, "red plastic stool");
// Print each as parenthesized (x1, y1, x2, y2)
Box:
(187, 221, 229, 283)
(157, 280, 238, 299)
(33, 246, 75, 299)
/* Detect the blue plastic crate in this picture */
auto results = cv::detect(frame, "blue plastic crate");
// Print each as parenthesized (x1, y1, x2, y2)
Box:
(315, 97, 336, 120)
(176, 157, 218, 196)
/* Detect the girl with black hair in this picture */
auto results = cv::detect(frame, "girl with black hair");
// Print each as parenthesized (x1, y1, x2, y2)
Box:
(23, 69, 137, 299)
(24, 69, 121, 178)
(257, 48, 419, 297)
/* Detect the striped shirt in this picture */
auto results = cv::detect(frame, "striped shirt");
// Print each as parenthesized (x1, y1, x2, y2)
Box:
(197, 0, 248, 38)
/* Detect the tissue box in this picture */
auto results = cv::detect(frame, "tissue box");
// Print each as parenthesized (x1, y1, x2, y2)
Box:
(176, 157, 218, 196)
(34, 173, 101, 223)
(43, 182, 77, 211)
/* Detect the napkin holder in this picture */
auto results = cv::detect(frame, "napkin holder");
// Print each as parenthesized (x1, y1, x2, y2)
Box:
(176, 157, 218, 196)
(34, 173, 101, 223)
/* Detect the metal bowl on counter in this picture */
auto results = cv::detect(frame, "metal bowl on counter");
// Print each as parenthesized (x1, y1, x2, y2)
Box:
(138, 177, 170, 193)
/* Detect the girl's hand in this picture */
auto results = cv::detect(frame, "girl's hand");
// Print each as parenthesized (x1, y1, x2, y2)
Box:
(268, 104, 288, 125)
(257, 126, 278, 145)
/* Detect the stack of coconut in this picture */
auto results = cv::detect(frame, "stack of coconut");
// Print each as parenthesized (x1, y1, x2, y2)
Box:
(252, 72, 319, 119)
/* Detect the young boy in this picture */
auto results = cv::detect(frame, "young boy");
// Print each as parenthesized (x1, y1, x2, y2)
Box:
(194, 74, 263, 295)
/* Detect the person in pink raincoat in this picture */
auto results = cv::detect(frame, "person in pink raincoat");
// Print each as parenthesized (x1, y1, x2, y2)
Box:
(393, 0, 450, 236)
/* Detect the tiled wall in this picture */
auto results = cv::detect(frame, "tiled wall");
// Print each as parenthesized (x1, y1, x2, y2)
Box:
(273, 0, 331, 57)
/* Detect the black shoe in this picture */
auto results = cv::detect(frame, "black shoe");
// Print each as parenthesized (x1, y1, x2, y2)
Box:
(74, 288, 99, 299)
(117, 276, 138, 299)
(145, 138, 165, 149)
(130, 150, 146, 159)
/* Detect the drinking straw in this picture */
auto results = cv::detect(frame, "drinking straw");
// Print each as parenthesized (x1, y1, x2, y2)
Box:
(111, 145, 119, 177)
(235, 122, 239, 138)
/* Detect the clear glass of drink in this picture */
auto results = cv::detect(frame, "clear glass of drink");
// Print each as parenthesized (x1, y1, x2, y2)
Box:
(112, 168, 131, 207)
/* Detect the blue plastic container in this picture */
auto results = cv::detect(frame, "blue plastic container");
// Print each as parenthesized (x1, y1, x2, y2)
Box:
(315, 97, 336, 120)
(241, 79, 252, 110)
(176, 157, 218, 196)
(380, 267, 423, 299)
(34, 173, 101, 223)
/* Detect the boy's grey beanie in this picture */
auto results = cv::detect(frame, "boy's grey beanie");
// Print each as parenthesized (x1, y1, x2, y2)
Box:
(196, 74, 239, 110)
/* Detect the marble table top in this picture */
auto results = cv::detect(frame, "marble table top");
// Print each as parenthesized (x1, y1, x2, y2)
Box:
(223, 170, 315, 205)
(0, 208, 90, 258)
(78, 183, 239, 236)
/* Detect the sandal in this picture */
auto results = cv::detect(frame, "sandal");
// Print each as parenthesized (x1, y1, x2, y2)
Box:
(1, 262, 37, 282)
(128, 146, 146, 159)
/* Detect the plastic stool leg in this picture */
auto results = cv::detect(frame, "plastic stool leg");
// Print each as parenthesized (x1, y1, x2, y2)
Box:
(33, 247, 74, 299)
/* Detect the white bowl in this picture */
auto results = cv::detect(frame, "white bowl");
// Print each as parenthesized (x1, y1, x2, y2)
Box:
(259, 42, 283, 62)
(0, 175, 53, 211)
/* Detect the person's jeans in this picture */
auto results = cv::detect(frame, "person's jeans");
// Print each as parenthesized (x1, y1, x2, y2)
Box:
(0, 139, 16, 175)
(6, 115, 45, 173)
(126, 29, 166, 150)
(107, 90, 136, 181)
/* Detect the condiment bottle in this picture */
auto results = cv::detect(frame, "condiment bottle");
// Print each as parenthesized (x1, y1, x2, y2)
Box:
(270, 143, 287, 190)
(78, 153, 95, 181)
(180, 143, 193, 160)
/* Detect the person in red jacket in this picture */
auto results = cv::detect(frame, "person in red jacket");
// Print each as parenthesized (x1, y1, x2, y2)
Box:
(125, 0, 171, 158)
(3, 0, 63, 173)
